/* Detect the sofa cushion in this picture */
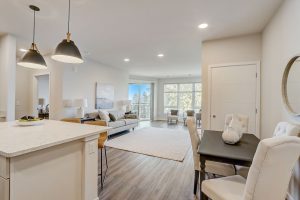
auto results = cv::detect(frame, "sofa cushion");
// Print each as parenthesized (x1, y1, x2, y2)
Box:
(109, 110, 125, 120)
(108, 120, 126, 128)
(125, 114, 137, 119)
(99, 110, 110, 121)
(124, 119, 138, 125)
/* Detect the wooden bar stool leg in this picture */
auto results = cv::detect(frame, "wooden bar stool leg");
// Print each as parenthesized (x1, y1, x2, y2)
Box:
(105, 147, 108, 169)
(194, 170, 199, 195)
(100, 148, 103, 189)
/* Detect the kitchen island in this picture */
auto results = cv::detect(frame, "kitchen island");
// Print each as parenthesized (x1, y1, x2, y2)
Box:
(0, 120, 110, 200)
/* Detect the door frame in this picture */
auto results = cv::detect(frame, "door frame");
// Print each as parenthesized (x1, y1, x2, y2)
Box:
(208, 61, 261, 138)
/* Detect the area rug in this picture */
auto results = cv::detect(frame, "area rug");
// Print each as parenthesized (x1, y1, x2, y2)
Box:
(105, 127, 191, 162)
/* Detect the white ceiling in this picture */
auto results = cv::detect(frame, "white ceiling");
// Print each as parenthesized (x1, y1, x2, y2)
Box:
(0, 0, 283, 78)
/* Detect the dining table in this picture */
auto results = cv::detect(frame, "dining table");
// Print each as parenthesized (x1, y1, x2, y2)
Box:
(197, 130, 260, 200)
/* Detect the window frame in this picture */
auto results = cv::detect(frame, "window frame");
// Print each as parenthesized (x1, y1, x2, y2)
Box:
(163, 82, 202, 114)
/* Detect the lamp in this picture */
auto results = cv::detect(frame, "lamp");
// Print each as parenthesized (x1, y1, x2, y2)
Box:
(63, 99, 74, 107)
(120, 100, 132, 112)
(74, 98, 88, 118)
(17, 5, 47, 69)
(52, 0, 83, 64)
(38, 98, 45, 106)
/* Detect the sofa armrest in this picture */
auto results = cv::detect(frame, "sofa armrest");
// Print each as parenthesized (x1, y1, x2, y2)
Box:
(84, 120, 108, 126)
(125, 114, 138, 119)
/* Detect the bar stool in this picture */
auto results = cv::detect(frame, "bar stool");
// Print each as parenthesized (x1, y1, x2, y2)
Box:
(84, 121, 108, 189)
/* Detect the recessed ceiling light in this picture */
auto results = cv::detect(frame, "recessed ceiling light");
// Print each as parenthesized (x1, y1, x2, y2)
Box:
(19, 48, 28, 52)
(124, 58, 130, 62)
(157, 54, 164, 58)
(198, 23, 208, 29)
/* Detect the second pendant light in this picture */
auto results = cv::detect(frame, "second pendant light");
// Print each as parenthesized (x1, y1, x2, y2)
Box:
(52, 0, 83, 64)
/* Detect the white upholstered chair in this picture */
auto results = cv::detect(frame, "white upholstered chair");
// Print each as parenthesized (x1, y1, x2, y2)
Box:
(273, 121, 300, 137)
(224, 114, 250, 177)
(167, 109, 179, 124)
(201, 136, 300, 200)
(186, 117, 235, 196)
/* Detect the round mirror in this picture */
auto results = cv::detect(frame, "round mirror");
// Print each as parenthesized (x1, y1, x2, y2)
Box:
(282, 55, 300, 116)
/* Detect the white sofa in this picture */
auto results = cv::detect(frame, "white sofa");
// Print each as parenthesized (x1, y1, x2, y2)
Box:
(85, 110, 138, 136)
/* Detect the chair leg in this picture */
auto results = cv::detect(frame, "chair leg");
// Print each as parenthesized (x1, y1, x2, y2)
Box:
(194, 170, 199, 195)
(105, 147, 108, 169)
(233, 165, 237, 175)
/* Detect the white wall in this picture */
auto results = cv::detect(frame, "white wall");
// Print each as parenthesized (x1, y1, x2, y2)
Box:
(63, 59, 129, 117)
(157, 76, 201, 120)
(15, 57, 129, 120)
(262, 0, 300, 198)
(37, 75, 50, 106)
(0, 34, 16, 121)
(15, 66, 31, 119)
(201, 34, 262, 130)
(28, 57, 65, 120)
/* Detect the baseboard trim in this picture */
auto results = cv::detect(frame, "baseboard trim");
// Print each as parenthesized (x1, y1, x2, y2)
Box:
(287, 193, 295, 200)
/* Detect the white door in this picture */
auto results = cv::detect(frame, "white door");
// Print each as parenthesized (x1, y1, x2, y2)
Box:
(209, 63, 260, 138)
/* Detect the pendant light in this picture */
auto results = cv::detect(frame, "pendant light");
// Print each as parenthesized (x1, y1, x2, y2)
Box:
(18, 5, 47, 69)
(52, 0, 83, 63)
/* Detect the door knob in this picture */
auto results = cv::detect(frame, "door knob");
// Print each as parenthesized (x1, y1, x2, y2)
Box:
(212, 115, 216, 118)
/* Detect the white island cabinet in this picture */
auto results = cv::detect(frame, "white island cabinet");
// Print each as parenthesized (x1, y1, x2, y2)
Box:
(0, 120, 110, 200)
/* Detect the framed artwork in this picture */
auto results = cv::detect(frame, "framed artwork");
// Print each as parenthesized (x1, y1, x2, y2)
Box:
(95, 82, 114, 109)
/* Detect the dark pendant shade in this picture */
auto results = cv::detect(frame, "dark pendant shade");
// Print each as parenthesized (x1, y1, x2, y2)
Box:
(52, 39, 83, 63)
(17, 49, 47, 69)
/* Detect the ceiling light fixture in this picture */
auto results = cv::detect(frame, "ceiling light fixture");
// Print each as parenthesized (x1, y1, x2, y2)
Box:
(198, 23, 208, 29)
(17, 5, 47, 69)
(19, 48, 28, 52)
(157, 54, 164, 58)
(124, 58, 130, 62)
(52, 0, 83, 64)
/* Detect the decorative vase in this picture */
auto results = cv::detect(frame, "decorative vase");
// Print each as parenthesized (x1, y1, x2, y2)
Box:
(222, 127, 243, 144)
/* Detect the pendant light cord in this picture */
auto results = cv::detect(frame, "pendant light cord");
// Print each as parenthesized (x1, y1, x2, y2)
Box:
(33, 9, 36, 46)
(67, 0, 70, 34)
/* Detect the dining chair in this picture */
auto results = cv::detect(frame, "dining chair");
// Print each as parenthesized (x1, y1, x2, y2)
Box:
(273, 121, 300, 137)
(186, 110, 195, 117)
(186, 117, 235, 197)
(224, 114, 250, 178)
(196, 109, 201, 127)
(201, 136, 300, 200)
(84, 121, 108, 189)
(224, 114, 249, 133)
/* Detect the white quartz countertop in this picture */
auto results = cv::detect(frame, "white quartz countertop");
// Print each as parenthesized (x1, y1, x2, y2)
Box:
(0, 120, 111, 157)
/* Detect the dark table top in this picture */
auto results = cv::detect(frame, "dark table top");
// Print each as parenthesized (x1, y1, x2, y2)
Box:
(198, 130, 260, 163)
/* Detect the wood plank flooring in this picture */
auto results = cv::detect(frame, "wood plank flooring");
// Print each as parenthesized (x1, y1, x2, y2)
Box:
(98, 121, 197, 200)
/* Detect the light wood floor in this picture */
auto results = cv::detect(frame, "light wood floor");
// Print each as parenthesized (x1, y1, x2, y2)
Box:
(98, 121, 197, 200)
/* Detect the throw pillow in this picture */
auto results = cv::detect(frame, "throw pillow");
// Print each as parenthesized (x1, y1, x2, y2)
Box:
(86, 112, 100, 119)
(98, 110, 110, 122)
(109, 113, 116, 121)
(186, 110, 195, 117)
(171, 110, 178, 116)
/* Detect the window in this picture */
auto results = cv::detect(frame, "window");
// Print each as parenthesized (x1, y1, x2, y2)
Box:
(164, 83, 202, 114)
(128, 84, 152, 120)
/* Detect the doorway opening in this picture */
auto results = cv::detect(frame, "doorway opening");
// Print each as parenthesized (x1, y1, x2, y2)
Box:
(35, 74, 50, 119)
